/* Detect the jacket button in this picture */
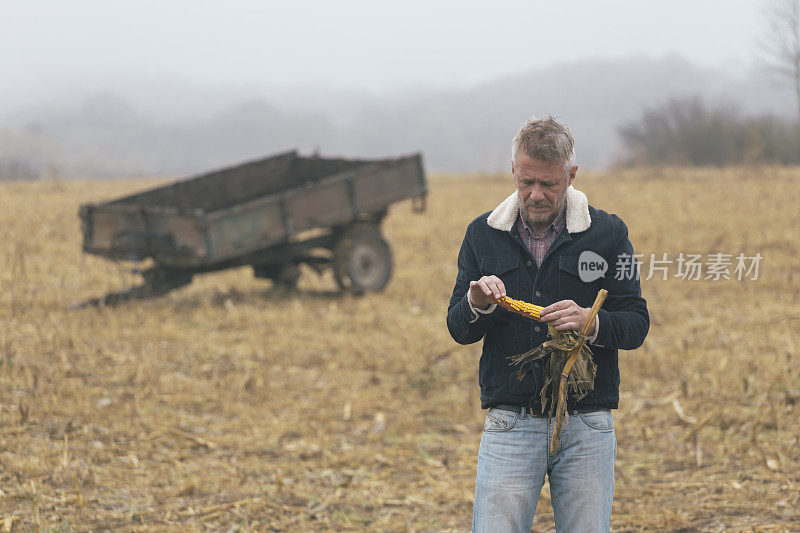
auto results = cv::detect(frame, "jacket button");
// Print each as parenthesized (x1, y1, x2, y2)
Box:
(535, 291, 541, 298)
(526, 260, 532, 267)
(534, 326, 541, 333)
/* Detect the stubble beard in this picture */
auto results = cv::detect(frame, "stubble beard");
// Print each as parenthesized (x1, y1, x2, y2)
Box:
(519, 192, 566, 233)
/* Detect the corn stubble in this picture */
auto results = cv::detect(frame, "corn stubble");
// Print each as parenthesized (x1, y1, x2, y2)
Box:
(1, 168, 799, 531)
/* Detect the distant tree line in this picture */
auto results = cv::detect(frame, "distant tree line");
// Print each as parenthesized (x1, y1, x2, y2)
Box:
(0, 159, 40, 181)
(617, 97, 800, 166)
(0, 128, 58, 181)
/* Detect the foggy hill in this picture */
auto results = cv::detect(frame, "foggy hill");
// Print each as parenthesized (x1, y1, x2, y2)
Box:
(1, 55, 795, 179)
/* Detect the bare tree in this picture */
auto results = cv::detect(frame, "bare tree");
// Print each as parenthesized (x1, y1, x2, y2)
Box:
(760, 0, 800, 123)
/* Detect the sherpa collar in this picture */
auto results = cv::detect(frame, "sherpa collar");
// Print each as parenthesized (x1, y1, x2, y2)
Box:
(486, 185, 591, 234)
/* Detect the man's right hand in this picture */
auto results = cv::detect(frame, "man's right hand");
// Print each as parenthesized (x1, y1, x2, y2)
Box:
(468, 275, 506, 310)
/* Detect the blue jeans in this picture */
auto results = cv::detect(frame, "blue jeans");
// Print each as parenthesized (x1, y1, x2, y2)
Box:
(472, 406, 616, 533)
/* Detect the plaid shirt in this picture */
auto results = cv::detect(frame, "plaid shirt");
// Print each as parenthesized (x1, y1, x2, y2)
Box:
(515, 200, 567, 266)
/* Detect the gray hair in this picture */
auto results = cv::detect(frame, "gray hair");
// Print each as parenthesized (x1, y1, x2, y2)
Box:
(511, 116, 576, 172)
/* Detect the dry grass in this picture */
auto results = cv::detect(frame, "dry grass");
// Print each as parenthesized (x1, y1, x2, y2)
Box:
(0, 168, 799, 531)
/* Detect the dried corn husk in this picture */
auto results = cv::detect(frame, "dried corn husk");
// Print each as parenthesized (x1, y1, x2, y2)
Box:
(509, 325, 596, 419)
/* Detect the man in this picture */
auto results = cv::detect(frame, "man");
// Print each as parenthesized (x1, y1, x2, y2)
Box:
(446, 116, 649, 532)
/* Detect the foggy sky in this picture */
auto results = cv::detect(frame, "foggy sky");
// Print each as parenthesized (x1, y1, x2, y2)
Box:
(2, 0, 765, 115)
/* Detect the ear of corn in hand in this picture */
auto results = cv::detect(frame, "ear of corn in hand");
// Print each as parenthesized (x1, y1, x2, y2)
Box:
(496, 296, 544, 321)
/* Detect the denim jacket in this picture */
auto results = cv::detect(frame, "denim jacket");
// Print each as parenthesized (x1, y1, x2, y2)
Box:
(446, 186, 649, 410)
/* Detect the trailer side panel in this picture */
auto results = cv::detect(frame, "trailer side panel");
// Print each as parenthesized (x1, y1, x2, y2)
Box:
(204, 198, 287, 262)
(82, 205, 206, 263)
(354, 156, 426, 212)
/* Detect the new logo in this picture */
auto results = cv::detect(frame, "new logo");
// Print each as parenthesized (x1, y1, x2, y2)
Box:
(578, 250, 607, 282)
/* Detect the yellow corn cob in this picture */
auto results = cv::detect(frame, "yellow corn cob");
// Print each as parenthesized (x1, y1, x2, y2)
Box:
(497, 296, 544, 321)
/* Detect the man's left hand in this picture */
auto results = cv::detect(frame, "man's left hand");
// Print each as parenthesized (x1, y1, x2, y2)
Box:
(539, 300, 595, 333)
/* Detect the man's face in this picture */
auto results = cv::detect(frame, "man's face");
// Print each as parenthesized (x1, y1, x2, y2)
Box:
(513, 152, 577, 231)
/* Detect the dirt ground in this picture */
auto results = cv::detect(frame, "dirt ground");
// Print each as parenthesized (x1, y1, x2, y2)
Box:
(1, 168, 799, 531)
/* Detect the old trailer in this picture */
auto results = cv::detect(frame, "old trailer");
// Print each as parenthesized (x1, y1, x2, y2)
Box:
(79, 151, 426, 302)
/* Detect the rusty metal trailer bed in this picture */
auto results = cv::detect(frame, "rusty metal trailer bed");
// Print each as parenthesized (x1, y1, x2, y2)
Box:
(79, 150, 426, 303)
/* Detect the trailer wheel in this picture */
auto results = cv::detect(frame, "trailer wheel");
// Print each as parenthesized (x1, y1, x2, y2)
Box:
(333, 225, 392, 293)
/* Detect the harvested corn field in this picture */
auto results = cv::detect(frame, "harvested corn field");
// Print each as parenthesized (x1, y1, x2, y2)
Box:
(1, 168, 799, 531)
